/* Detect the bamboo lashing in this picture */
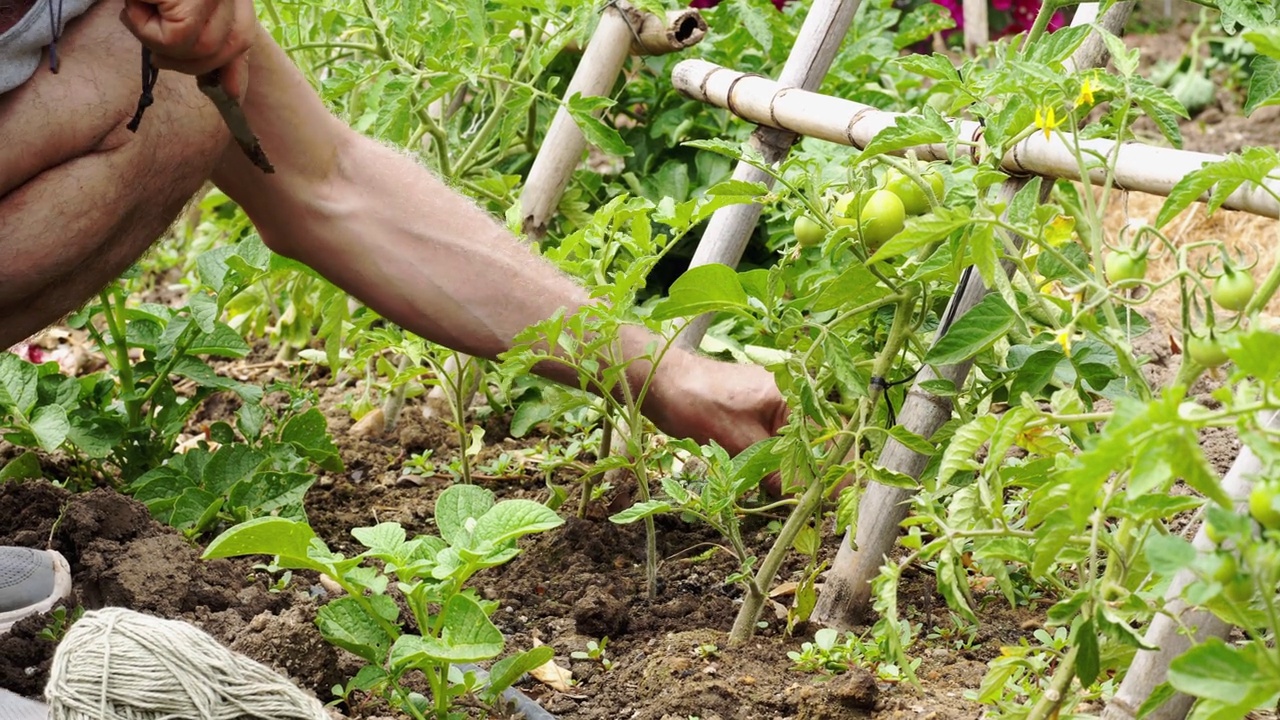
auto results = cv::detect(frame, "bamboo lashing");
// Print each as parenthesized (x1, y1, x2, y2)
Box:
(670, 59, 1280, 219)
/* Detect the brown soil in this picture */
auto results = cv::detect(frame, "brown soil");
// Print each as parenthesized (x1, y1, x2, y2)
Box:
(1, 20, 1274, 720)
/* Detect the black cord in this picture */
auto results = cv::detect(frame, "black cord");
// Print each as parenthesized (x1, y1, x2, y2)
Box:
(126, 47, 159, 133)
(46, 0, 64, 72)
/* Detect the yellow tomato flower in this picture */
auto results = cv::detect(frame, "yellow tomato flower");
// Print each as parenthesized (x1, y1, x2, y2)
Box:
(1055, 329, 1073, 357)
(1075, 78, 1095, 109)
(1034, 106, 1064, 141)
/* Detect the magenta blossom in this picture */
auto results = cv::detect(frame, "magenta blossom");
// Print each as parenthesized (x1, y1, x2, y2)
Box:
(932, 0, 1065, 37)
(689, 0, 791, 10)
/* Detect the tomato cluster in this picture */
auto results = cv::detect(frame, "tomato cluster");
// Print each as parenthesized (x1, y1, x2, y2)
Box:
(792, 164, 945, 253)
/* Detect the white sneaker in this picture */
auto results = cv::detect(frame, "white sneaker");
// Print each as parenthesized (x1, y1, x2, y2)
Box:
(0, 548, 72, 635)
(0, 689, 48, 720)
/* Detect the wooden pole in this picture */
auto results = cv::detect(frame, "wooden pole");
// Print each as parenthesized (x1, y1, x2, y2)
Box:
(1101, 411, 1280, 720)
(562, 8, 708, 56)
(519, 2, 642, 244)
(668, 59, 1280, 220)
(674, 0, 865, 351)
(810, 2, 1134, 628)
(963, 0, 988, 53)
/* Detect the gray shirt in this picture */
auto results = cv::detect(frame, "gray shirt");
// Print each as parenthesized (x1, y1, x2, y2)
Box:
(0, 0, 96, 95)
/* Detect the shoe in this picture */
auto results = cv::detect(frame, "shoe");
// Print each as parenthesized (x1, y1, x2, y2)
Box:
(0, 689, 48, 720)
(0, 548, 72, 635)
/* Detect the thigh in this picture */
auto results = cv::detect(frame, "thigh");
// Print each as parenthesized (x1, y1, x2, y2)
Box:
(0, 0, 229, 346)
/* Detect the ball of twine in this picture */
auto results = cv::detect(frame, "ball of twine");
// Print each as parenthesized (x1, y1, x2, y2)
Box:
(46, 607, 331, 720)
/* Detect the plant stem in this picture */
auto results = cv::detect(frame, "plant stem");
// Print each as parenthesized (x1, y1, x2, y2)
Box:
(580, 413, 613, 518)
(1026, 645, 1079, 720)
(728, 473, 827, 644)
(99, 290, 141, 428)
(381, 354, 413, 432)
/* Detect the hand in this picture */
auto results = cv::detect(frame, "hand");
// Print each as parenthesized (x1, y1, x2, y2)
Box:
(119, 0, 256, 101)
(645, 351, 790, 493)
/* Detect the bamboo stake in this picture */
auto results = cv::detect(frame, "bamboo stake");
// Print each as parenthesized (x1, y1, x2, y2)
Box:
(674, 0, 865, 351)
(519, 2, 641, 244)
(963, 0, 988, 53)
(1102, 410, 1280, 720)
(810, 2, 1133, 628)
(668, 61, 1280, 220)
(563, 8, 708, 56)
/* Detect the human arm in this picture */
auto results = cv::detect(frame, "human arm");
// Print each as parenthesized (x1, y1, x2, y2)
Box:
(124, 6, 787, 455)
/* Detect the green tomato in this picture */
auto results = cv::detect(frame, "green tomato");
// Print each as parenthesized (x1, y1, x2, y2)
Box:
(1249, 481, 1280, 530)
(836, 189, 905, 250)
(1205, 518, 1227, 546)
(1212, 552, 1239, 584)
(1212, 267, 1256, 312)
(1187, 332, 1230, 368)
(1104, 249, 1148, 284)
(885, 169, 945, 216)
(793, 215, 826, 248)
(1225, 575, 1255, 603)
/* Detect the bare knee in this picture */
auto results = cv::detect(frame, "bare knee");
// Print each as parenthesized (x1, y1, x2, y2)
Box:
(0, 0, 229, 346)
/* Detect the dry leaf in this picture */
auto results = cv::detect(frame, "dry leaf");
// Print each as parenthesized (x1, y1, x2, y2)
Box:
(529, 639, 575, 693)
(769, 581, 799, 598)
(349, 408, 386, 439)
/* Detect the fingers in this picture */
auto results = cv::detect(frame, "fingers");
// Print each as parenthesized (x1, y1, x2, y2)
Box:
(119, 0, 254, 78)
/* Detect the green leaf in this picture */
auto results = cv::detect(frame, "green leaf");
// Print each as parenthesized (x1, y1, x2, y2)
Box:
(811, 262, 881, 313)
(472, 500, 564, 547)
(938, 415, 996, 484)
(390, 595, 503, 665)
(317, 596, 395, 664)
(352, 523, 407, 555)
(203, 516, 336, 574)
(887, 426, 935, 456)
(27, 404, 69, 452)
(866, 209, 969, 264)
(1219, 0, 1273, 31)
(1245, 56, 1280, 115)
(895, 53, 960, 83)
(1167, 638, 1279, 705)
(0, 353, 37, 414)
(280, 408, 342, 472)
(481, 646, 556, 703)
(1230, 327, 1280, 379)
(651, 264, 750, 320)
(732, 0, 773, 51)
(188, 322, 251, 359)
(1131, 77, 1187, 149)
(0, 451, 43, 482)
(1136, 683, 1178, 719)
(925, 294, 1016, 366)
(1144, 532, 1197, 575)
(227, 470, 315, 520)
(609, 500, 672, 524)
(436, 484, 495, 547)
(1075, 618, 1100, 687)
(565, 94, 632, 157)
(860, 108, 954, 160)
(188, 292, 218, 334)
(1025, 24, 1090, 66)
(202, 444, 268, 495)
(894, 4, 955, 49)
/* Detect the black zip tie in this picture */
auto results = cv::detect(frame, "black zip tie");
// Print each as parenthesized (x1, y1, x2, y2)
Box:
(46, 0, 64, 73)
(126, 47, 159, 133)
